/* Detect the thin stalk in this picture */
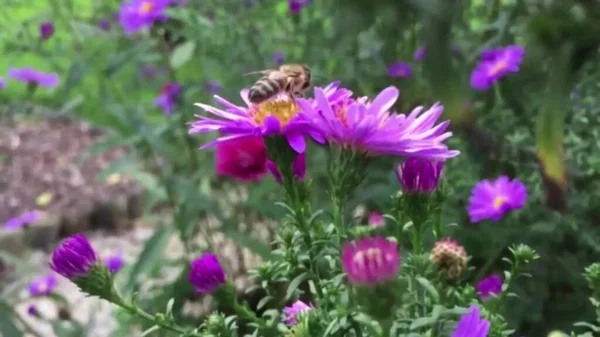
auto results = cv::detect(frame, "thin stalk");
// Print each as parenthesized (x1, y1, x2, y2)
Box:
(120, 302, 200, 336)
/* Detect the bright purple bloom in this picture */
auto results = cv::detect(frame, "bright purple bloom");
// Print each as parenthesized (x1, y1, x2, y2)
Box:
(98, 19, 111, 31)
(289, 0, 309, 14)
(387, 61, 413, 78)
(8, 68, 59, 88)
(118, 0, 172, 34)
(414, 46, 426, 61)
(282, 300, 312, 326)
(203, 80, 222, 94)
(3, 211, 39, 230)
(50, 234, 98, 280)
(470, 45, 525, 91)
(28, 274, 58, 296)
(368, 211, 385, 227)
(341, 236, 400, 285)
(215, 136, 268, 182)
(39, 22, 55, 41)
(154, 82, 181, 114)
(103, 252, 125, 273)
(452, 306, 490, 337)
(267, 152, 306, 184)
(299, 86, 459, 160)
(467, 176, 527, 223)
(272, 51, 284, 65)
(189, 253, 226, 294)
(476, 274, 502, 300)
(189, 86, 329, 154)
(395, 158, 444, 194)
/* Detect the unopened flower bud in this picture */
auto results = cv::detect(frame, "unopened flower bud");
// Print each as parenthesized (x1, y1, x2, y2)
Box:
(189, 253, 226, 294)
(342, 236, 400, 286)
(395, 158, 443, 194)
(431, 238, 467, 279)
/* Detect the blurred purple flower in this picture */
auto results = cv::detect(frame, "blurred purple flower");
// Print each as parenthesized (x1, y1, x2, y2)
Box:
(342, 236, 400, 285)
(387, 61, 412, 78)
(470, 45, 525, 91)
(452, 306, 490, 337)
(104, 252, 125, 273)
(476, 274, 502, 300)
(289, 0, 309, 14)
(467, 175, 527, 223)
(414, 46, 426, 61)
(0, 78, 5, 89)
(368, 211, 385, 227)
(98, 19, 111, 31)
(189, 253, 226, 294)
(272, 51, 284, 65)
(139, 64, 158, 79)
(50, 234, 98, 280)
(27, 304, 40, 317)
(282, 300, 312, 326)
(395, 158, 444, 194)
(216, 136, 268, 182)
(118, 0, 172, 34)
(3, 211, 40, 230)
(267, 152, 306, 184)
(29, 274, 58, 296)
(40, 22, 55, 41)
(8, 68, 59, 88)
(154, 82, 181, 114)
(203, 80, 222, 94)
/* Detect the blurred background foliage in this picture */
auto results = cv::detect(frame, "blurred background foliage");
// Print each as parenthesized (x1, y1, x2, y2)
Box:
(1, 0, 600, 336)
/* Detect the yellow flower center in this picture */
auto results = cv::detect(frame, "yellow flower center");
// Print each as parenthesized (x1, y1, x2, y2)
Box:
(493, 196, 506, 210)
(489, 59, 507, 76)
(139, 1, 154, 14)
(251, 98, 300, 126)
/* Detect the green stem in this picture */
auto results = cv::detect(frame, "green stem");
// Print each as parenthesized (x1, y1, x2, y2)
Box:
(120, 302, 200, 336)
(411, 220, 423, 254)
(432, 210, 442, 240)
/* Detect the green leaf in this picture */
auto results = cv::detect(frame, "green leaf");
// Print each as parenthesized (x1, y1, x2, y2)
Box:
(409, 316, 437, 330)
(256, 296, 273, 311)
(170, 41, 196, 69)
(0, 300, 22, 337)
(415, 277, 440, 302)
(61, 61, 88, 100)
(285, 272, 310, 300)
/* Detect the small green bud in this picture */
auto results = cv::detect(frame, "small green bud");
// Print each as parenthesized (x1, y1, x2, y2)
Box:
(510, 244, 539, 264)
(73, 264, 121, 304)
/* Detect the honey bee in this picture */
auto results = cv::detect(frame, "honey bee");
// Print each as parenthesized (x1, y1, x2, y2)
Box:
(246, 64, 312, 104)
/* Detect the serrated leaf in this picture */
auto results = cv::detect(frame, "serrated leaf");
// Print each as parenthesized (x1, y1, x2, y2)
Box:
(170, 41, 196, 69)
(415, 277, 440, 302)
(285, 272, 310, 300)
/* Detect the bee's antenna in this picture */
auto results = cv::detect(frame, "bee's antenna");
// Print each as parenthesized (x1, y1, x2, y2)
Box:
(242, 70, 272, 76)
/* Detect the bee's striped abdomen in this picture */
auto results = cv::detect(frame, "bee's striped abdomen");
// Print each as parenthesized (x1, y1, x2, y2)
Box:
(248, 75, 286, 104)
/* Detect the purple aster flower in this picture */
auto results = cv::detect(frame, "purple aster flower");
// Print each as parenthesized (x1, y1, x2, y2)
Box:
(28, 274, 58, 296)
(27, 304, 40, 317)
(368, 211, 385, 227)
(341, 236, 400, 286)
(476, 274, 502, 300)
(282, 300, 312, 326)
(154, 82, 181, 114)
(267, 152, 306, 184)
(189, 253, 226, 294)
(272, 51, 284, 65)
(118, 0, 172, 35)
(467, 175, 527, 223)
(203, 80, 222, 94)
(470, 45, 525, 91)
(395, 157, 444, 194)
(189, 85, 332, 154)
(8, 68, 59, 88)
(289, 0, 309, 14)
(39, 22, 55, 41)
(387, 61, 413, 78)
(50, 234, 98, 280)
(3, 211, 40, 230)
(103, 252, 125, 274)
(299, 86, 459, 160)
(414, 46, 426, 61)
(452, 306, 490, 337)
(98, 19, 111, 31)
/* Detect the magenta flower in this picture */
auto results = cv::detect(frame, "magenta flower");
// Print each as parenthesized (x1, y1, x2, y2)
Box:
(8, 68, 59, 88)
(39, 22, 55, 41)
(3, 211, 40, 230)
(368, 211, 385, 227)
(203, 80, 222, 94)
(28, 274, 58, 296)
(50, 234, 98, 280)
(215, 136, 268, 182)
(27, 304, 40, 317)
(467, 176, 527, 223)
(103, 252, 125, 273)
(476, 274, 502, 300)
(387, 61, 413, 78)
(118, 0, 172, 34)
(267, 152, 306, 184)
(470, 45, 525, 91)
(282, 300, 312, 326)
(189, 253, 226, 294)
(342, 236, 400, 285)
(189, 87, 328, 153)
(395, 157, 444, 194)
(299, 86, 459, 160)
(154, 82, 181, 114)
(289, 0, 309, 14)
(452, 306, 490, 337)
(272, 51, 284, 65)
